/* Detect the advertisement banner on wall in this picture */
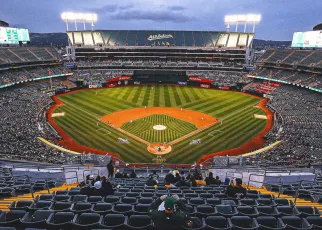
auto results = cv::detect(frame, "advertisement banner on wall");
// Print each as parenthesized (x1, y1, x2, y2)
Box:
(219, 86, 230, 90)
(106, 83, 117, 88)
(177, 81, 187, 85)
(200, 84, 210, 89)
(189, 76, 213, 83)
(107, 76, 131, 82)
(134, 81, 141, 85)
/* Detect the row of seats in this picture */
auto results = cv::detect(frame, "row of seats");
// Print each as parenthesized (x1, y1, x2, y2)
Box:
(8, 199, 321, 218)
(1, 210, 322, 230)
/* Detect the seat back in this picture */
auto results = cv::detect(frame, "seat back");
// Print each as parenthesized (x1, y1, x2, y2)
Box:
(277, 206, 293, 214)
(74, 202, 92, 211)
(257, 216, 278, 228)
(36, 201, 51, 209)
(128, 215, 151, 227)
(52, 202, 72, 210)
(231, 216, 253, 228)
(296, 206, 313, 214)
(16, 200, 32, 208)
(115, 204, 132, 212)
(281, 216, 302, 228)
(216, 205, 233, 214)
(196, 205, 214, 214)
(237, 206, 255, 214)
(257, 206, 275, 214)
(72, 195, 87, 202)
(88, 196, 103, 203)
(134, 204, 150, 213)
(104, 214, 126, 226)
(54, 212, 74, 224)
(206, 216, 228, 228)
(4, 210, 27, 222)
(78, 213, 100, 225)
(306, 216, 322, 226)
(32, 210, 54, 222)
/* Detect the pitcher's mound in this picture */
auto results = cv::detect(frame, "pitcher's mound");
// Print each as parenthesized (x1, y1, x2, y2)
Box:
(147, 143, 172, 155)
(153, 125, 167, 130)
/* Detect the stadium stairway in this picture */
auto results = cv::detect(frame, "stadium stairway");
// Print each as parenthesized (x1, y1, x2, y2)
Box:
(0, 183, 78, 212)
(249, 185, 322, 212)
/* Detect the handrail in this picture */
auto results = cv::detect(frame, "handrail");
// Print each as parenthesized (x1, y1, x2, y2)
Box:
(65, 171, 79, 183)
(247, 173, 265, 189)
(293, 179, 317, 204)
(83, 169, 99, 182)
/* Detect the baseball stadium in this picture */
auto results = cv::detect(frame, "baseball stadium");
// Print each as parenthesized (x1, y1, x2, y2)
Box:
(1, 4, 322, 229)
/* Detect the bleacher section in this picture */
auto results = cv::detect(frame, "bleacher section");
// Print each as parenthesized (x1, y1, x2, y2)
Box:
(0, 47, 61, 65)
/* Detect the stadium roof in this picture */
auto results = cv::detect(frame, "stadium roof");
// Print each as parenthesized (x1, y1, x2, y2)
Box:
(67, 30, 254, 48)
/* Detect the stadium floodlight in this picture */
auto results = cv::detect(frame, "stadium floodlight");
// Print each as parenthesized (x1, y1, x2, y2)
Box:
(224, 14, 261, 33)
(61, 12, 98, 31)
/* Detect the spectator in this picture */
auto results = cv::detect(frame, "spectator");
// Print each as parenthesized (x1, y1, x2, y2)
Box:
(165, 170, 175, 183)
(205, 172, 217, 185)
(146, 175, 158, 186)
(225, 178, 247, 199)
(173, 173, 181, 184)
(215, 176, 222, 185)
(107, 160, 114, 178)
(193, 169, 202, 180)
(149, 195, 188, 230)
(224, 178, 230, 185)
(175, 176, 190, 187)
(115, 170, 124, 178)
(189, 175, 197, 187)
(100, 176, 114, 196)
(152, 171, 159, 180)
(130, 170, 137, 178)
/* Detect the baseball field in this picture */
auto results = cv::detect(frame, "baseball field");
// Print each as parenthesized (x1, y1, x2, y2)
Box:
(50, 85, 270, 163)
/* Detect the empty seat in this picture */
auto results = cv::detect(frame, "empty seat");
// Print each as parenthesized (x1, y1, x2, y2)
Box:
(71, 202, 92, 213)
(8, 201, 33, 211)
(127, 215, 152, 230)
(100, 214, 126, 229)
(200, 193, 213, 199)
(277, 206, 300, 216)
(70, 195, 87, 203)
(222, 200, 237, 206)
(280, 216, 310, 230)
(189, 198, 206, 206)
(46, 211, 74, 229)
(55, 190, 68, 195)
(239, 199, 259, 206)
(68, 190, 81, 196)
(296, 206, 321, 217)
(256, 206, 280, 217)
(49, 202, 72, 212)
(112, 204, 133, 215)
(118, 188, 130, 193)
(52, 195, 70, 202)
(114, 192, 126, 197)
(259, 194, 274, 199)
(134, 204, 150, 214)
(237, 206, 259, 217)
(29, 201, 52, 211)
(306, 216, 322, 230)
(104, 196, 120, 204)
(138, 197, 154, 204)
(72, 213, 101, 229)
(246, 194, 260, 199)
(215, 194, 227, 199)
(230, 216, 258, 230)
(215, 205, 238, 217)
(275, 198, 293, 206)
(91, 203, 113, 215)
(204, 216, 230, 230)
(247, 190, 259, 194)
(0, 210, 27, 227)
(126, 192, 140, 198)
(121, 197, 137, 204)
(141, 192, 154, 197)
(20, 210, 54, 229)
(257, 216, 284, 230)
(206, 198, 221, 206)
(87, 196, 103, 203)
(38, 194, 53, 201)
(185, 205, 197, 216)
(257, 199, 276, 206)
(196, 205, 215, 217)
(185, 193, 199, 199)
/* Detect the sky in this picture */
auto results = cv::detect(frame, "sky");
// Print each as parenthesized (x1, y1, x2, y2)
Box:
(1, 0, 321, 41)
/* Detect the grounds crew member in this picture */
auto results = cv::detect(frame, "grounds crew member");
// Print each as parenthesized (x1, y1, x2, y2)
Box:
(149, 194, 191, 229)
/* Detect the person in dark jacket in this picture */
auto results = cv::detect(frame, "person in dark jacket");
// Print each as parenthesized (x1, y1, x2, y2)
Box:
(165, 171, 175, 183)
(215, 176, 222, 185)
(189, 175, 197, 187)
(205, 172, 217, 185)
(100, 176, 114, 196)
(175, 176, 191, 187)
(225, 178, 247, 199)
(193, 169, 202, 180)
(173, 173, 181, 183)
(130, 170, 137, 178)
(107, 160, 114, 178)
(146, 175, 158, 186)
(149, 194, 189, 230)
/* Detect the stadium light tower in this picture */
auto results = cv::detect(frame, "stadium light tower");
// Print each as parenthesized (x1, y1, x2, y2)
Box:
(61, 12, 98, 31)
(224, 14, 261, 33)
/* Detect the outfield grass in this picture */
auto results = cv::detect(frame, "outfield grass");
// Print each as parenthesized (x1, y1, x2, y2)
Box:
(53, 86, 267, 163)
(121, 114, 197, 143)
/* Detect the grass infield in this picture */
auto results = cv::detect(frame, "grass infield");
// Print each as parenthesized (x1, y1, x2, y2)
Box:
(52, 85, 268, 163)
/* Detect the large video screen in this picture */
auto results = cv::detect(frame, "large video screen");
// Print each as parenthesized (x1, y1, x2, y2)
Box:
(0, 27, 30, 44)
(291, 31, 322, 48)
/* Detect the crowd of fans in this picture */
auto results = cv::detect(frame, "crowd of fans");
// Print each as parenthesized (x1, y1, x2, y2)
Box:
(0, 66, 71, 86)
(0, 80, 76, 163)
(247, 85, 322, 166)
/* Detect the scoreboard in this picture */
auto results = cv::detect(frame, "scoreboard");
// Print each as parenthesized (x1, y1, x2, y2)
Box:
(291, 30, 322, 48)
(0, 27, 30, 44)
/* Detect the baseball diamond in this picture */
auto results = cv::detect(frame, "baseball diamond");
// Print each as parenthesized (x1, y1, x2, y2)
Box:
(50, 85, 270, 163)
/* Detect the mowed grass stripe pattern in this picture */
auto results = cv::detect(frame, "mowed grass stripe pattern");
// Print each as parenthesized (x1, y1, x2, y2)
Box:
(53, 86, 267, 163)
(121, 114, 197, 143)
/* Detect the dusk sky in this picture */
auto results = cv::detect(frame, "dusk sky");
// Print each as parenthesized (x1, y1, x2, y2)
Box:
(1, 0, 321, 41)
